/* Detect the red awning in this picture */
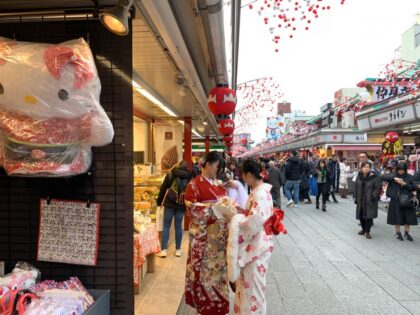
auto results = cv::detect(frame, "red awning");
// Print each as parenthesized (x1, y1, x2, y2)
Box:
(331, 145, 381, 151)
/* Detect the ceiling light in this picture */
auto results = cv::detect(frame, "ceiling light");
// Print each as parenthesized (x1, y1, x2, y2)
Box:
(203, 121, 208, 126)
(192, 129, 202, 138)
(100, 0, 133, 36)
(132, 80, 178, 117)
(177, 120, 185, 126)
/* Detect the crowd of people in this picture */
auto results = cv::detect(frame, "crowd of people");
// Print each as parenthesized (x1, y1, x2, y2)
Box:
(154, 150, 419, 315)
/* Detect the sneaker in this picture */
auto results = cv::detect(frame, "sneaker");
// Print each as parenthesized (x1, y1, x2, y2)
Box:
(286, 200, 294, 207)
(396, 232, 403, 241)
(333, 199, 339, 204)
(175, 250, 182, 257)
(157, 250, 167, 258)
(404, 232, 413, 242)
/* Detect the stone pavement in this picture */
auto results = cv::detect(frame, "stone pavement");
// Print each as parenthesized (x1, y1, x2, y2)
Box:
(164, 198, 420, 315)
(266, 198, 420, 315)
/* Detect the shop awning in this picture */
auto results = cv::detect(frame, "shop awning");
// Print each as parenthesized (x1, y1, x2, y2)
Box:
(331, 145, 381, 151)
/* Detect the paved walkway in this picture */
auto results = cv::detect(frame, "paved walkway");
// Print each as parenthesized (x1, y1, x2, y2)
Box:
(266, 198, 420, 315)
(141, 198, 420, 315)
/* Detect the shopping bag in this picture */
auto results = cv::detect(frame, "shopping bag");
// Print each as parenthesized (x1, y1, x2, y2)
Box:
(309, 177, 318, 196)
(156, 206, 164, 232)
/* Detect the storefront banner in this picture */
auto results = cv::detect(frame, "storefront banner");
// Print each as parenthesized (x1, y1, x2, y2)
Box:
(414, 101, 420, 118)
(319, 134, 343, 143)
(357, 117, 370, 131)
(369, 104, 415, 129)
(373, 84, 417, 103)
(343, 133, 367, 143)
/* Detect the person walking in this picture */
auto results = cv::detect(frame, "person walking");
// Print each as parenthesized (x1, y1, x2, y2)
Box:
(382, 163, 417, 241)
(354, 162, 381, 239)
(284, 151, 304, 208)
(156, 161, 193, 258)
(184, 151, 230, 314)
(339, 158, 351, 198)
(232, 159, 275, 315)
(299, 157, 312, 204)
(268, 160, 283, 207)
(327, 155, 340, 203)
(315, 159, 330, 212)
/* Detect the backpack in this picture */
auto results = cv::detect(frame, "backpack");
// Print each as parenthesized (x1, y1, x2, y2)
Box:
(164, 173, 189, 206)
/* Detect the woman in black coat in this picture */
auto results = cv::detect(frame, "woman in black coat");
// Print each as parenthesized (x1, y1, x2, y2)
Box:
(354, 162, 381, 239)
(382, 163, 417, 241)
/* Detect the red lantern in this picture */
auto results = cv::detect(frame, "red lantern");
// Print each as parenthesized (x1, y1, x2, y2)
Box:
(218, 119, 235, 135)
(208, 86, 237, 116)
(223, 135, 233, 143)
(386, 131, 399, 143)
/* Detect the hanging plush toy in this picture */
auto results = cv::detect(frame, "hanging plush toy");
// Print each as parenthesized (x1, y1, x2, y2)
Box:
(0, 37, 114, 177)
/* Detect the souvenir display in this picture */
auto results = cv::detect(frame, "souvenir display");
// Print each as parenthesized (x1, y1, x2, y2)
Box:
(0, 37, 114, 177)
(37, 199, 100, 266)
(0, 263, 95, 315)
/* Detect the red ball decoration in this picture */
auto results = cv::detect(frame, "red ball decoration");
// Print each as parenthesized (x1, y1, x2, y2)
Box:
(208, 86, 237, 116)
(218, 119, 235, 135)
(386, 131, 399, 143)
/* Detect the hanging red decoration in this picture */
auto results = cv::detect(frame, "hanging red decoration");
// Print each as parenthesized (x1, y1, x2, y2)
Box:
(208, 86, 237, 116)
(241, 138, 248, 146)
(218, 119, 235, 135)
(385, 131, 399, 144)
(227, 150, 233, 156)
(223, 135, 233, 143)
(225, 141, 233, 148)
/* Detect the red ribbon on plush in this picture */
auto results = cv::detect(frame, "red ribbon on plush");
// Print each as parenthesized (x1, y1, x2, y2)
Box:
(264, 208, 287, 236)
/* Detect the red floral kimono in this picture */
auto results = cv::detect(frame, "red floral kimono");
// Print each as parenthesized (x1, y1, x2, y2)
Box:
(184, 175, 229, 315)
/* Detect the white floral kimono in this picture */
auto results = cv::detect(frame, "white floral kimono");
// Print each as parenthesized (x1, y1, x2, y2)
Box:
(228, 183, 275, 315)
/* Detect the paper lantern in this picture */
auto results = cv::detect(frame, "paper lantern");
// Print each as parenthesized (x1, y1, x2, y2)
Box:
(218, 119, 235, 135)
(386, 131, 399, 143)
(223, 135, 233, 143)
(208, 86, 237, 116)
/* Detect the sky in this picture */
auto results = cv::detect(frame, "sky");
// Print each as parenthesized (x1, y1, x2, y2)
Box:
(236, 0, 420, 143)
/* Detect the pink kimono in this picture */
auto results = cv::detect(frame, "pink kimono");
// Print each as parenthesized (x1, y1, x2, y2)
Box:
(233, 183, 275, 315)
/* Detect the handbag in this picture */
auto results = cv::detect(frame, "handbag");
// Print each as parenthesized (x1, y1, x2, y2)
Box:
(264, 208, 287, 236)
(398, 188, 413, 208)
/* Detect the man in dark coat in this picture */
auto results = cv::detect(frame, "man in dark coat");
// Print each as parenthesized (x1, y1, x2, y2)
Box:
(299, 157, 312, 204)
(327, 155, 340, 203)
(268, 160, 283, 207)
(285, 151, 304, 208)
(354, 165, 381, 239)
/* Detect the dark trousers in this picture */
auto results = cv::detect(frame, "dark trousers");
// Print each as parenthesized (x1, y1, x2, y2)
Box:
(360, 218, 373, 233)
(316, 183, 328, 205)
(327, 185, 338, 202)
(299, 188, 311, 201)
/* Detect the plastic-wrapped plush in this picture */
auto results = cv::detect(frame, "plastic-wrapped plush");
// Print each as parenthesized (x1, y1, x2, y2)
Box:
(0, 37, 114, 177)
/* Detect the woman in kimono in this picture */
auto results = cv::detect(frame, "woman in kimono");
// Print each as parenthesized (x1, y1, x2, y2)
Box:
(233, 159, 275, 315)
(184, 151, 230, 315)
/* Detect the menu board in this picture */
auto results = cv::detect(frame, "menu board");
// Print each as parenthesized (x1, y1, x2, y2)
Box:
(37, 199, 100, 266)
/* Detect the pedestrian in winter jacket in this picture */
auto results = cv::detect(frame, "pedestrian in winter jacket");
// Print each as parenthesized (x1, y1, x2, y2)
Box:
(381, 163, 417, 241)
(354, 162, 381, 239)
(327, 155, 340, 203)
(285, 150, 304, 208)
(156, 161, 193, 257)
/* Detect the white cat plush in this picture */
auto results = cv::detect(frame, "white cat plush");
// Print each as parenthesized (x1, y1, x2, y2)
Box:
(0, 37, 114, 176)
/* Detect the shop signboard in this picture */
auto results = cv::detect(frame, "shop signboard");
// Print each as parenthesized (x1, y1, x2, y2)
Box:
(373, 84, 417, 103)
(357, 117, 370, 131)
(414, 101, 420, 118)
(318, 134, 342, 143)
(369, 104, 415, 129)
(343, 133, 367, 143)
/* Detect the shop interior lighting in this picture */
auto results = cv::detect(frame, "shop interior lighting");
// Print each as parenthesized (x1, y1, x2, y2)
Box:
(132, 80, 178, 117)
(203, 121, 208, 126)
(192, 129, 203, 138)
(100, 0, 134, 36)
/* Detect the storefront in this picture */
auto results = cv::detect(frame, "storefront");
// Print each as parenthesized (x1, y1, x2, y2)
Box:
(0, 1, 239, 314)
